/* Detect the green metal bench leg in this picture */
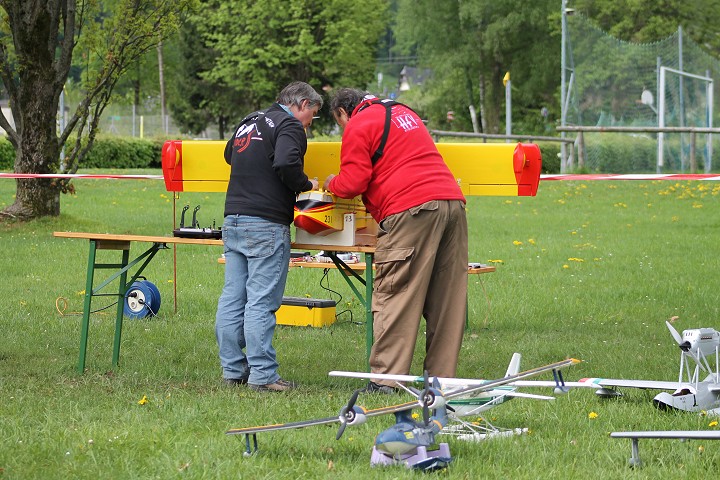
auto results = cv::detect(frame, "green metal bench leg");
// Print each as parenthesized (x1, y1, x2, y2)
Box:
(112, 249, 130, 368)
(365, 253, 373, 372)
(78, 240, 98, 373)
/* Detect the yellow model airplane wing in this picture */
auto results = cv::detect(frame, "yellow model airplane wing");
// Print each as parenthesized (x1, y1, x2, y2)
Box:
(161, 140, 541, 196)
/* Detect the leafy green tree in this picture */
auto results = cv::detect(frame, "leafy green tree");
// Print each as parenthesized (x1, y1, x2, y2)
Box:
(169, 13, 249, 139)
(198, 0, 389, 120)
(394, 0, 560, 134)
(0, 0, 195, 220)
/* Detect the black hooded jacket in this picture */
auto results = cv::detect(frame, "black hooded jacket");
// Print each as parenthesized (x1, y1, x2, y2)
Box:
(223, 103, 313, 224)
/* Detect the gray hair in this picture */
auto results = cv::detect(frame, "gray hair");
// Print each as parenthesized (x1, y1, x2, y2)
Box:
(330, 88, 368, 119)
(277, 81, 324, 109)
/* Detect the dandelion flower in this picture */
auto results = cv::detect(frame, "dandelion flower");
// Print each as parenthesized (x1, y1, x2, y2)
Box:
(138, 395, 149, 405)
(588, 411, 598, 419)
(513, 240, 523, 246)
(709, 420, 719, 428)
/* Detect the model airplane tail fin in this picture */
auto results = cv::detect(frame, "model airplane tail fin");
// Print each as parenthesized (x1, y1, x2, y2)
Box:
(505, 353, 522, 377)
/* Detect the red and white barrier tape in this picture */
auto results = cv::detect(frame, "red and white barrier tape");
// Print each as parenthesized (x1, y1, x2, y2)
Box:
(541, 173, 720, 181)
(2, 172, 719, 182)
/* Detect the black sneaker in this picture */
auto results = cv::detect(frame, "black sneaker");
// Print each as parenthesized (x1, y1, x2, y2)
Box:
(248, 378, 297, 392)
(361, 381, 398, 395)
(223, 377, 248, 386)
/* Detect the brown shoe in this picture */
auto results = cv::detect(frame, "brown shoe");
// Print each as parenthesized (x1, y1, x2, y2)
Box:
(248, 378, 297, 392)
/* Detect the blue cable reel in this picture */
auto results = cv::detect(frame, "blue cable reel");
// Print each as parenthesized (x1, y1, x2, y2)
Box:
(124, 280, 161, 319)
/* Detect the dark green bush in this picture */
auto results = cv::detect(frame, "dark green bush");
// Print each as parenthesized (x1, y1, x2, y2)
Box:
(0, 136, 14, 170)
(79, 136, 162, 169)
(535, 141, 561, 173)
(583, 133, 657, 173)
(0, 136, 163, 171)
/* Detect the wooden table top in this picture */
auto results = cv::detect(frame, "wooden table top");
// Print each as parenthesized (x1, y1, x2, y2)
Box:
(53, 231, 224, 246)
(53, 232, 376, 252)
(54, 232, 495, 274)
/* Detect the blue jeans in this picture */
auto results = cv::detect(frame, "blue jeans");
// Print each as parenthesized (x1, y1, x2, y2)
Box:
(215, 215, 290, 385)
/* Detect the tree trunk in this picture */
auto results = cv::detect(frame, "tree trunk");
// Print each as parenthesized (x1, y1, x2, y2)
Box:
(218, 115, 227, 140)
(478, 73, 487, 134)
(157, 40, 168, 134)
(2, 42, 62, 219)
(5, 113, 62, 218)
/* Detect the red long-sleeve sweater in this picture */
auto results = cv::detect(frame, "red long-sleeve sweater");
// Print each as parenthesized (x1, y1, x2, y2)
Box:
(328, 98, 465, 222)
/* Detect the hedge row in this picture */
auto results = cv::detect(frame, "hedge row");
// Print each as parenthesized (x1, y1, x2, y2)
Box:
(0, 136, 163, 171)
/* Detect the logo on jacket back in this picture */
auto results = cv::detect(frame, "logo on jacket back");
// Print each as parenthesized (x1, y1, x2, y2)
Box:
(233, 122, 262, 153)
(392, 113, 420, 132)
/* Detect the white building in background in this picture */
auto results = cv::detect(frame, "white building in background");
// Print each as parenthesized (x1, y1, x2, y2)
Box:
(1, 99, 15, 135)
(398, 66, 432, 92)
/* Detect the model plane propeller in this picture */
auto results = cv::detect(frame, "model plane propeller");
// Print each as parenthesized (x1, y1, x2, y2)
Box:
(336, 389, 366, 440)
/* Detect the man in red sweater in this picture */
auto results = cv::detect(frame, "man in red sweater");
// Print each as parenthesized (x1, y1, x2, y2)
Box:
(324, 88, 468, 393)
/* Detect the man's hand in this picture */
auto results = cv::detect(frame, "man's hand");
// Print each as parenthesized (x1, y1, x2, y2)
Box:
(309, 178, 319, 190)
(323, 174, 336, 191)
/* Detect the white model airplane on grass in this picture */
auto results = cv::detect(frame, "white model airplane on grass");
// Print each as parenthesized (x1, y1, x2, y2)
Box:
(227, 357, 579, 470)
(517, 321, 720, 414)
(334, 321, 720, 418)
(330, 353, 573, 441)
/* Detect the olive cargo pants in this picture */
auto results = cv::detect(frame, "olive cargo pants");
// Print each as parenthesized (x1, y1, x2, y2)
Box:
(370, 199, 468, 385)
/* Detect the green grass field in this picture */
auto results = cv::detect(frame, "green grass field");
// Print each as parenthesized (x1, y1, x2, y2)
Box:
(1, 172, 720, 479)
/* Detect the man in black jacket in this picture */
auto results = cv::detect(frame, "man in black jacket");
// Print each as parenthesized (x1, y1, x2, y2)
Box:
(216, 81, 322, 392)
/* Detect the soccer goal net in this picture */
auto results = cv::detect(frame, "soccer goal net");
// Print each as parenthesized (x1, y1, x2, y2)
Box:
(565, 14, 719, 172)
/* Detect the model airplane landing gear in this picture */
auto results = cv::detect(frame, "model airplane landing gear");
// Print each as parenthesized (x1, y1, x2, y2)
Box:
(242, 434, 259, 457)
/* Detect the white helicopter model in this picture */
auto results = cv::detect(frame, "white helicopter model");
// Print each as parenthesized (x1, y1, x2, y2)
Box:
(515, 321, 720, 414)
